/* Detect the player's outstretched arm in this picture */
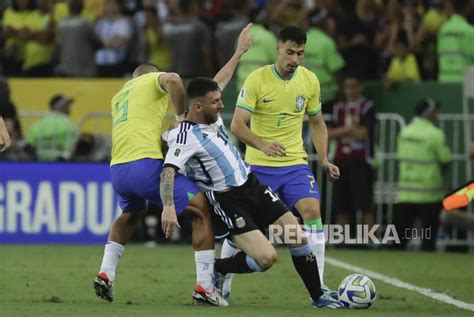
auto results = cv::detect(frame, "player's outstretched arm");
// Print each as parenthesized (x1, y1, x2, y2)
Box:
(0, 116, 11, 152)
(159, 72, 185, 119)
(160, 166, 181, 238)
(308, 113, 340, 181)
(213, 23, 253, 91)
(231, 107, 286, 156)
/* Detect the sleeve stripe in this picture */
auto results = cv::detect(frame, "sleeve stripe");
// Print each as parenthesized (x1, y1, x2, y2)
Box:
(236, 104, 254, 113)
(307, 108, 321, 116)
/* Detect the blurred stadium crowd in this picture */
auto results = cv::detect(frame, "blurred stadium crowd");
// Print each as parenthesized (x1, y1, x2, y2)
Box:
(0, 0, 472, 80)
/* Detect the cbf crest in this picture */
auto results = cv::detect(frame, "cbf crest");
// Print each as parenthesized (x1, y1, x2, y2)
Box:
(295, 96, 305, 112)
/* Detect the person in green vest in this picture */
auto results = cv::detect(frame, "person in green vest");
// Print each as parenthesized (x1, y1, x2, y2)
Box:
(236, 8, 276, 89)
(303, 8, 345, 106)
(27, 94, 79, 161)
(394, 98, 452, 251)
(437, 0, 474, 83)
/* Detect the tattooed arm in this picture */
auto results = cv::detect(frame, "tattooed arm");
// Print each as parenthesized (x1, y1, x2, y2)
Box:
(160, 166, 181, 238)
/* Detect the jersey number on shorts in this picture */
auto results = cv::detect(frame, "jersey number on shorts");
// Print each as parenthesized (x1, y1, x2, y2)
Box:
(264, 188, 279, 202)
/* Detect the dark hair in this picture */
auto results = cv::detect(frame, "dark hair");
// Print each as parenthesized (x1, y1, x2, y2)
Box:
(278, 26, 307, 45)
(415, 97, 439, 116)
(187, 77, 219, 100)
(453, 0, 469, 13)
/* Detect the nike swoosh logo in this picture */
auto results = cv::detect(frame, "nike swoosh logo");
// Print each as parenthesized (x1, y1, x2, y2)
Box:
(263, 98, 274, 103)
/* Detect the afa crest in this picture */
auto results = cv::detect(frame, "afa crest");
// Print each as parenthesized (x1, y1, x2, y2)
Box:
(295, 96, 305, 112)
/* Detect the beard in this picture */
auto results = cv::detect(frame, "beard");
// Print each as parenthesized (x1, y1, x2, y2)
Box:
(203, 112, 218, 125)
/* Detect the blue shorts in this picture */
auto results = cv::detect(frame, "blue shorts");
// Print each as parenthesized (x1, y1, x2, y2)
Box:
(111, 158, 199, 215)
(251, 164, 320, 210)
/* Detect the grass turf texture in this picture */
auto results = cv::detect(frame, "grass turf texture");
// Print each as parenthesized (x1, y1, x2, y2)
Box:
(0, 245, 472, 316)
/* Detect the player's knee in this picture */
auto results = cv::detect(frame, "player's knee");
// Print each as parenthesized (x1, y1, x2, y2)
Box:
(257, 249, 278, 270)
(120, 211, 141, 225)
(300, 206, 321, 219)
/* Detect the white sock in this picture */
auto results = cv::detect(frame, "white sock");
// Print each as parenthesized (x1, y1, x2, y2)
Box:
(221, 239, 239, 292)
(307, 229, 325, 285)
(99, 241, 125, 282)
(221, 238, 240, 258)
(195, 249, 215, 292)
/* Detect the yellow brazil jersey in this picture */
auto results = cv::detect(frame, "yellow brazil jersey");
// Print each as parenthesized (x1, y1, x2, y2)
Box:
(236, 64, 321, 167)
(111, 72, 170, 166)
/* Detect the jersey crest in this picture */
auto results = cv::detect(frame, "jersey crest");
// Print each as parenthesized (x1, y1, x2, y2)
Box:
(295, 95, 305, 112)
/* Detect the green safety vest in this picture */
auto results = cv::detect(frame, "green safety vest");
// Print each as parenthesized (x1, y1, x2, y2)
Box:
(397, 117, 452, 203)
(437, 14, 474, 83)
(303, 27, 345, 103)
(236, 24, 277, 89)
(27, 112, 78, 161)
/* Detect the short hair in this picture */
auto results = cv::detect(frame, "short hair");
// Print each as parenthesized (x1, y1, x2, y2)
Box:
(415, 98, 439, 116)
(132, 63, 160, 78)
(187, 77, 219, 100)
(278, 26, 307, 45)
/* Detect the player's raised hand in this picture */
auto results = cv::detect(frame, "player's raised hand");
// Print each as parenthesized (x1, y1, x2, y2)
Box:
(161, 205, 181, 239)
(236, 23, 254, 54)
(262, 140, 286, 157)
(0, 117, 11, 152)
(322, 161, 340, 182)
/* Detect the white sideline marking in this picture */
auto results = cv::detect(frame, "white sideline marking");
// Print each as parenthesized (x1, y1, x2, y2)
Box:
(326, 256, 474, 312)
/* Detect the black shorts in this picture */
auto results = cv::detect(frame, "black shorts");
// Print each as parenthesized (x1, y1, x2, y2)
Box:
(332, 160, 374, 214)
(206, 173, 289, 238)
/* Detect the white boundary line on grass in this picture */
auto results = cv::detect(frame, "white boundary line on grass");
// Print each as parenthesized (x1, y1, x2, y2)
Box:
(326, 256, 474, 312)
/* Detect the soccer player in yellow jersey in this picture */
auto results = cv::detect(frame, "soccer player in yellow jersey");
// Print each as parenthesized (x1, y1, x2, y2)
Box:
(93, 64, 227, 306)
(230, 26, 340, 298)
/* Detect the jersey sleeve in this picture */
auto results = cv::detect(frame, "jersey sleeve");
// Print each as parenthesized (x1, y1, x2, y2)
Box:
(236, 72, 259, 113)
(164, 128, 198, 172)
(306, 73, 322, 116)
(155, 72, 168, 96)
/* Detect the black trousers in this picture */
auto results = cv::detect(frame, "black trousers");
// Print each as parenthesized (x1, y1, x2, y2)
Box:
(392, 202, 441, 251)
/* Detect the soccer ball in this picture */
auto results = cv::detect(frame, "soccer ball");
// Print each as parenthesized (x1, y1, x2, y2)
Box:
(338, 274, 376, 308)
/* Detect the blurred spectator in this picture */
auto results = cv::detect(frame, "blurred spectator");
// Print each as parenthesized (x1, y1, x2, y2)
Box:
(94, 0, 132, 77)
(162, 0, 212, 77)
(70, 132, 95, 161)
(394, 98, 452, 251)
(437, 0, 474, 82)
(214, 0, 251, 68)
(336, 0, 379, 80)
(236, 7, 276, 89)
(142, 6, 172, 70)
(384, 29, 421, 88)
(2, 0, 34, 76)
(54, 0, 98, 77)
(0, 116, 37, 160)
(0, 115, 10, 151)
(267, 0, 313, 32)
(413, 0, 447, 79)
(303, 8, 345, 105)
(0, 76, 22, 138)
(22, 0, 55, 76)
(27, 94, 78, 161)
(327, 75, 377, 229)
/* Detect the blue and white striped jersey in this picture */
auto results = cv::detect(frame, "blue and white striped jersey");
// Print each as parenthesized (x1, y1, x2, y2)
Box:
(163, 116, 250, 192)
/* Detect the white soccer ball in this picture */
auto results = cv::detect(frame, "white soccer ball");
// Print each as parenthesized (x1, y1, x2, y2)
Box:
(338, 274, 376, 309)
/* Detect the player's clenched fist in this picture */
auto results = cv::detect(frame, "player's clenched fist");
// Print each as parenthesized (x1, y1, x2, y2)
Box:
(261, 140, 286, 157)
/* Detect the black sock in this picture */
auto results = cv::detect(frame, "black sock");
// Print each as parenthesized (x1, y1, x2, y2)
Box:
(291, 252, 323, 300)
(215, 251, 253, 274)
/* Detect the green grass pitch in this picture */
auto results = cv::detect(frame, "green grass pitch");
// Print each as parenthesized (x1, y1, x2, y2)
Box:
(0, 245, 473, 316)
